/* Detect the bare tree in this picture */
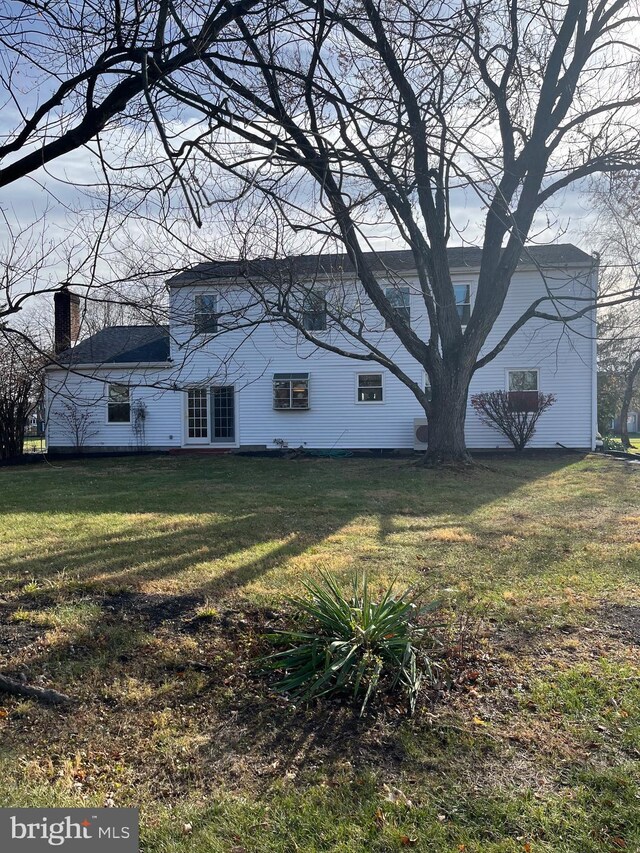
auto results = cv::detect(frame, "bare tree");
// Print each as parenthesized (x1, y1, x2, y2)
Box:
(0, 0, 263, 193)
(598, 306, 640, 445)
(0, 329, 46, 459)
(117, 0, 640, 462)
(54, 401, 100, 452)
(591, 173, 640, 446)
(3, 1, 640, 461)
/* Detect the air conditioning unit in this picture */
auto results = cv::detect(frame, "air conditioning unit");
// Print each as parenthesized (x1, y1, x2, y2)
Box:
(413, 418, 428, 451)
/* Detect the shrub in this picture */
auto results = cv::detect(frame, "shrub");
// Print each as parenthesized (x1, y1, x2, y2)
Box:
(471, 389, 556, 451)
(602, 435, 625, 451)
(261, 573, 440, 716)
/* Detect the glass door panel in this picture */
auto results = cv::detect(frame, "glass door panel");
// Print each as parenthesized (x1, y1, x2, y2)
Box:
(187, 389, 208, 440)
(211, 386, 235, 442)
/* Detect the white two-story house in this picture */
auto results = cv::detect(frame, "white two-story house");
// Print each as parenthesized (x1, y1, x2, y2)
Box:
(45, 244, 598, 453)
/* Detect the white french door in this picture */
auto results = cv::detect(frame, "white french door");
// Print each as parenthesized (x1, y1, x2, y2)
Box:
(185, 387, 236, 445)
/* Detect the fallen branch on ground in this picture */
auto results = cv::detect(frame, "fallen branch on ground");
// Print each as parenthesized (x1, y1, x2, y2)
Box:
(0, 674, 71, 705)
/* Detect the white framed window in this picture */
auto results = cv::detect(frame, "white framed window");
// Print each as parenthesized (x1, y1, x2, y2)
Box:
(302, 290, 327, 331)
(507, 369, 540, 412)
(107, 383, 131, 423)
(385, 286, 411, 327)
(194, 293, 218, 334)
(273, 373, 310, 410)
(507, 369, 539, 391)
(357, 372, 384, 403)
(454, 284, 471, 325)
(422, 371, 432, 403)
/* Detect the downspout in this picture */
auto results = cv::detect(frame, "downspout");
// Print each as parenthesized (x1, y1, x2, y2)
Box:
(591, 260, 599, 451)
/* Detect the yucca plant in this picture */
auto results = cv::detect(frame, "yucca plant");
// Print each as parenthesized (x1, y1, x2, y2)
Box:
(261, 572, 440, 716)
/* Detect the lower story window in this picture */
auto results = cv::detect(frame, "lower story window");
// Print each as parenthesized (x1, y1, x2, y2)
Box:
(273, 373, 309, 409)
(107, 384, 131, 423)
(508, 369, 539, 411)
(187, 388, 208, 438)
(357, 373, 383, 402)
(508, 370, 538, 391)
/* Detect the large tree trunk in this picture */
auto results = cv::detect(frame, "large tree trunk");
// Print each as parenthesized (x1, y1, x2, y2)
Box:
(620, 356, 640, 449)
(423, 367, 473, 465)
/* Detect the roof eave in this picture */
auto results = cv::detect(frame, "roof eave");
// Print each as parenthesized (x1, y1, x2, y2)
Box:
(167, 259, 596, 288)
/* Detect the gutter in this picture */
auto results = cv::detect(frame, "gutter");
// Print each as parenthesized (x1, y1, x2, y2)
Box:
(590, 264, 599, 452)
(45, 361, 172, 371)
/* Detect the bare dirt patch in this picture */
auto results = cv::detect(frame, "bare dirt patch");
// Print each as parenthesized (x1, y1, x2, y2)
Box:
(599, 603, 640, 646)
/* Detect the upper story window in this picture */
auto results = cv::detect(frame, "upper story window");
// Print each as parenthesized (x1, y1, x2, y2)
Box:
(357, 373, 384, 403)
(107, 384, 130, 423)
(507, 369, 539, 411)
(423, 372, 432, 403)
(385, 286, 411, 327)
(302, 290, 327, 331)
(454, 284, 471, 325)
(194, 293, 218, 334)
(273, 372, 309, 410)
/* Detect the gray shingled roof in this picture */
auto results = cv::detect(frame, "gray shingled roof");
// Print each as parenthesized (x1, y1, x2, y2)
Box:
(55, 325, 170, 366)
(168, 243, 594, 286)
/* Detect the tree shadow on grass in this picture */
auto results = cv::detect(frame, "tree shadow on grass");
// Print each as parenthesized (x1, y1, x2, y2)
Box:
(0, 454, 602, 751)
(2, 453, 638, 817)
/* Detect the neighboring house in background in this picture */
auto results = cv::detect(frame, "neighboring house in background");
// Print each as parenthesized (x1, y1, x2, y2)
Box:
(24, 399, 46, 437)
(45, 244, 598, 453)
(610, 411, 639, 434)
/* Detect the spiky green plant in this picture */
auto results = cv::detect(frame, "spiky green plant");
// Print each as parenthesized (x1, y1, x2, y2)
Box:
(261, 572, 440, 716)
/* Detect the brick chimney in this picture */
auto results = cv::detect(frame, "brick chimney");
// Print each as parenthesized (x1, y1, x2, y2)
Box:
(54, 287, 81, 354)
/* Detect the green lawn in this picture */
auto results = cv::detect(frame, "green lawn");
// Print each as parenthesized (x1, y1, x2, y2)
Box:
(21, 436, 46, 453)
(0, 453, 638, 852)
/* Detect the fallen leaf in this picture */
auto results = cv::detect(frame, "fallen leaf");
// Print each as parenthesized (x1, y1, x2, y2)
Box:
(611, 839, 626, 849)
(523, 843, 532, 853)
(182, 823, 192, 835)
(400, 836, 417, 846)
(374, 807, 386, 830)
(472, 716, 488, 726)
(383, 784, 413, 808)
